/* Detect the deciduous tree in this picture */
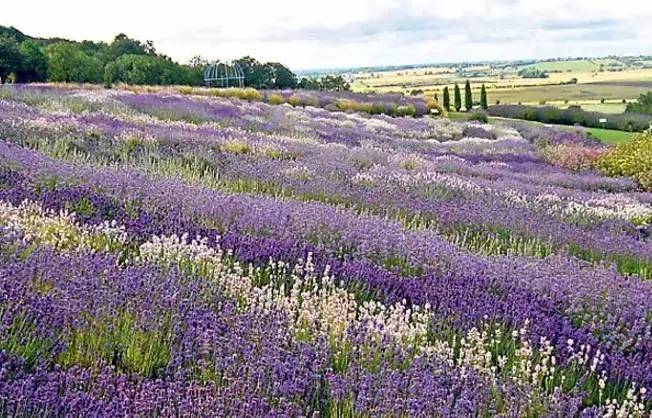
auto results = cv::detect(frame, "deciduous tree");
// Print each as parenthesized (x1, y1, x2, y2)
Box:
(0, 36, 22, 83)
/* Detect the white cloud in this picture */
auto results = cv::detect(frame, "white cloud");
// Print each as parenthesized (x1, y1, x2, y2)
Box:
(1, 0, 651, 69)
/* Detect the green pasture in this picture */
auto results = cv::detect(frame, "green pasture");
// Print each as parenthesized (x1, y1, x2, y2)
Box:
(523, 59, 600, 72)
(585, 127, 635, 145)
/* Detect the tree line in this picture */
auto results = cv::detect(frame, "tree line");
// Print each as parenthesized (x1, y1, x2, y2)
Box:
(440, 80, 488, 112)
(0, 25, 348, 91)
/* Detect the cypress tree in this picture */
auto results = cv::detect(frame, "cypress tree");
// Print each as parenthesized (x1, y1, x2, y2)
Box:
(453, 84, 461, 112)
(480, 84, 488, 110)
(442, 87, 450, 111)
(464, 80, 472, 111)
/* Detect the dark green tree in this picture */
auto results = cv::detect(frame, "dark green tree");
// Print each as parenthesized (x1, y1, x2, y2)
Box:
(0, 36, 22, 83)
(464, 80, 473, 111)
(626, 92, 652, 115)
(442, 86, 450, 111)
(480, 84, 488, 110)
(0, 26, 28, 42)
(188, 55, 208, 69)
(17, 40, 48, 82)
(234, 56, 259, 84)
(298, 77, 321, 90)
(79, 40, 110, 63)
(107, 34, 149, 61)
(45, 42, 103, 83)
(268, 62, 297, 88)
(320, 75, 350, 91)
(453, 83, 462, 112)
(234, 56, 280, 89)
(104, 54, 199, 86)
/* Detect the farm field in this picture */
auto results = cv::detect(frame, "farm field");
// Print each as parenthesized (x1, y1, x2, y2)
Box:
(485, 82, 652, 107)
(1, 84, 652, 416)
(350, 58, 652, 113)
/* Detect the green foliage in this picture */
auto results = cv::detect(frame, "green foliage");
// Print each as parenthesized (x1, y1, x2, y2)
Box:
(596, 134, 652, 190)
(480, 84, 488, 110)
(267, 93, 286, 105)
(0, 25, 287, 88)
(298, 77, 321, 90)
(319, 75, 351, 92)
(202, 87, 263, 101)
(453, 83, 462, 112)
(396, 104, 416, 117)
(442, 86, 450, 111)
(221, 141, 252, 155)
(518, 67, 549, 78)
(625, 92, 652, 115)
(468, 111, 488, 123)
(268, 62, 297, 88)
(17, 40, 48, 82)
(58, 312, 172, 378)
(234, 56, 297, 89)
(464, 80, 473, 111)
(0, 35, 22, 83)
(104, 54, 196, 86)
(0, 314, 53, 369)
(0, 25, 29, 42)
(0, 36, 47, 83)
(106, 33, 153, 62)
(45, 42, 103, 83)
(297, 75, 351, 92)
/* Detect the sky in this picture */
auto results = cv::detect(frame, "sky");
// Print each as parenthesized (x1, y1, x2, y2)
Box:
(2, 0, 652, 70)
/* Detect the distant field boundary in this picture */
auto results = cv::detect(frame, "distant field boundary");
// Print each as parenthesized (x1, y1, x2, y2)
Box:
(487, 104, 652, 133)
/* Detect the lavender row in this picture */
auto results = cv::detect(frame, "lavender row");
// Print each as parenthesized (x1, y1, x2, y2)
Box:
(1, 88, 649, 271)
(2, 143, 652, 394)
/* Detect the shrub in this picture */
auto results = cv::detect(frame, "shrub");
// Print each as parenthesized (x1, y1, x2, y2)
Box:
(396, 105, 416, 117)
(370, 103, 385, 115)
(468, 111, 488, 123)
(221, 141, 252, 155)
(335, 99, 351, 112)
(240, 88, 263, 101)
(353, 101, 373, 114)
(267, 93, 286, 105)
(541, 144, 605, 171)
(204, 88, 263, 102)
(426, 99, 445, 116)
(596, 134, 652, 190)
(287, 95, 303, 107)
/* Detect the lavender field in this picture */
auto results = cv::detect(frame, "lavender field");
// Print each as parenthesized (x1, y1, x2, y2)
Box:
(1, 84, 652, 417)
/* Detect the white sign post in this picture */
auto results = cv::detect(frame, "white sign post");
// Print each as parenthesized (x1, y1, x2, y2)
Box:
(599, 118, 607, 129)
